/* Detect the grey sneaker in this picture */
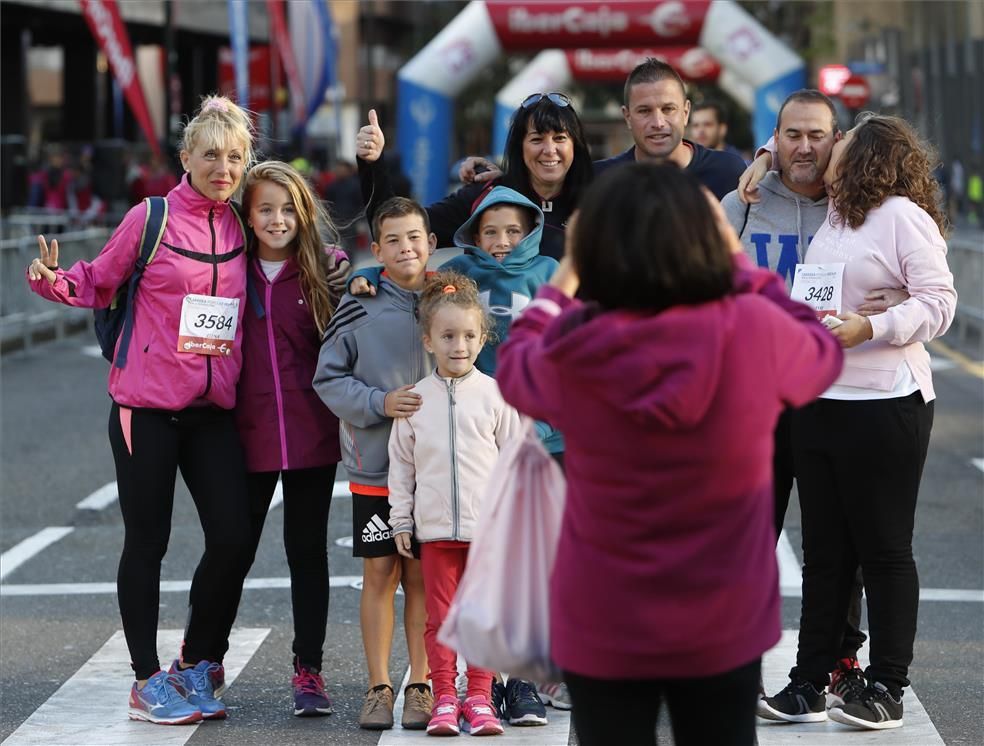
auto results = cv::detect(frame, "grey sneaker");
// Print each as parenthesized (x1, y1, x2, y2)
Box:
(359, 684, 394, 730)
(401, 683, 434, 730)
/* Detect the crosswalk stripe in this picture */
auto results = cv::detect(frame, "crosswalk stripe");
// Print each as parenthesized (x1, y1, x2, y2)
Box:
(378, 664, 572, 744)
(0, 575, 367, 597)
(759, 630, 944, 744)
(0, 527, 74, 580)
(75, 482, 118, 511)
(0, 628, 269, 746)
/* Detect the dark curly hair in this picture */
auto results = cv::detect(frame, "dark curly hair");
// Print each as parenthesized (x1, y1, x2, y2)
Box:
(830, 113, 948, 236)
(418, 270, 496, 344)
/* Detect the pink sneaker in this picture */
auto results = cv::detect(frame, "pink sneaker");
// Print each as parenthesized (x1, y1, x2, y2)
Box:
(461, 695, 504, 736)
(426, 694, 461, 736)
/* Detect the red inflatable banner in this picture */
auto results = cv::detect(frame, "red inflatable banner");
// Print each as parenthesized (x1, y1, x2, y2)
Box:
(79, 0, 161, 158)
(486, 0, 710, 49)
(567, 46, 720, 82)
(266, 0, 308, 128)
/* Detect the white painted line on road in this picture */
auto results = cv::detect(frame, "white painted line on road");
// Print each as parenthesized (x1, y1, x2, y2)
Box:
(0, 527, 74, 580)
(379, 664, 571, 744)
(266, 479, 350, 513)
(919, 587, 984, 602)
(777, 530, 802, 595)
(80, 345, 103, 359)
(759, 630, 944, 744)
(928, 356, 957, 372)
(75, 482, 118, 511)
(1, 627, 268, 746)
(0, 575, 366, 597)
(971, 458, 984, 474)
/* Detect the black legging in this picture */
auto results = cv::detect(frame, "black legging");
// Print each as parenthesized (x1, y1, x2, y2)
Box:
(108, 403, 252, 680)
(564, 658, 761, 746)
(242, 466, 337, 671)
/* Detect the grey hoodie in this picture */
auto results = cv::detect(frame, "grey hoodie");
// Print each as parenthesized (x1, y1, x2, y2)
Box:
(721, 171, 828, 290)
(313, 277, 433, 488)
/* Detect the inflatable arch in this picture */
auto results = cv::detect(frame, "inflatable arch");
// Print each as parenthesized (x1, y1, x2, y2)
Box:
(398, 1, 804, 203)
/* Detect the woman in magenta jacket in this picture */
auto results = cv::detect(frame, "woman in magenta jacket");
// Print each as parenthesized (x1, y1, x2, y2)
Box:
(233, 161, 350, 717)
(27, 96, 255, 723)
(495, 163, 844, 746)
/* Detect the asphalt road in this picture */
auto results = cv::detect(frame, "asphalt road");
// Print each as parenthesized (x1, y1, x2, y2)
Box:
(1, 333, 981, 745)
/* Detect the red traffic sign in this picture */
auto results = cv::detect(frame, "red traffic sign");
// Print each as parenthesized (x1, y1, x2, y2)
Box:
(839, 75, 871, 109)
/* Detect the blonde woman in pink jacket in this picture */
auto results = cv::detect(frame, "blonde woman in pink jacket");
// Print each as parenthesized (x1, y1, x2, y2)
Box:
(387, 271, 522, 737)
(759, 114, 956, 731)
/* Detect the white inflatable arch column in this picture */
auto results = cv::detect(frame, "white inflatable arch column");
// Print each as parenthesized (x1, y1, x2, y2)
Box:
(398, 1, 803, 203)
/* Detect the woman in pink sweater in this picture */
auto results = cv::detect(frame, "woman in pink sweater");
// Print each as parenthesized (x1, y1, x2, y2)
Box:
(759, 114, 956, 731)
(496, 163, 844, 746)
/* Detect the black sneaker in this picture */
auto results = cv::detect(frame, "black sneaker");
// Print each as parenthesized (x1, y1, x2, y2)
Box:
(826, 657, 866, 709)
(757, 678, 827, 722)
(491, 679, 507, 720)
(828, 681, 903, 730)
(504, 678, 548, 726)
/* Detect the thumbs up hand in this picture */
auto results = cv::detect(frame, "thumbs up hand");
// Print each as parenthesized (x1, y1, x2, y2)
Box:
(357, 109, 385, 163)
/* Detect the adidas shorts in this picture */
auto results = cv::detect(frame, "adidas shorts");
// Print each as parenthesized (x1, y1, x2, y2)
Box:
(352, 492, 420, 559)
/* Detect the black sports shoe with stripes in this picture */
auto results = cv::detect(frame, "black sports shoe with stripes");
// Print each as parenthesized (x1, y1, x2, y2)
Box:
(757, 678, 827, 722)
(828, 681, 903, 730)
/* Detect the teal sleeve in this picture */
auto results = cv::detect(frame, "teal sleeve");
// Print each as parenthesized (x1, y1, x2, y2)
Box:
(347, 265, 384, 293)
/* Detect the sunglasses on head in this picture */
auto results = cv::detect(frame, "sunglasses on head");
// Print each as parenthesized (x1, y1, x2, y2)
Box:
(521, 92, 572, 109)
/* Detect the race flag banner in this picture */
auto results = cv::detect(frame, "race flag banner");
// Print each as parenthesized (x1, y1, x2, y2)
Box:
(266, 0, 307, 131)
(79, 0, 161, 158)
(227, 0, 250, 108)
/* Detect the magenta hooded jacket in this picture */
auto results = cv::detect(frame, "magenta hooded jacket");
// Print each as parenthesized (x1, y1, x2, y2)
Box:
(235, 253, 345, 473)
(27, 176, 247, 411)
(496, 255, 844, 680)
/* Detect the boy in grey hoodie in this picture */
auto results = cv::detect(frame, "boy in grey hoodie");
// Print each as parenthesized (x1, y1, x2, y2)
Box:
(313, 197, 435, 731)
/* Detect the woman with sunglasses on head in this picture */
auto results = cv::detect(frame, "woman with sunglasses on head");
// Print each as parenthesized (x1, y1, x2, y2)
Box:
(758, 114, 956, 731)
(355, 93, 592, 260)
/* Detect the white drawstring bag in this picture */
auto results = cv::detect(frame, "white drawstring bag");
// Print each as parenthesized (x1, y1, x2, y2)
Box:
(438, 418, 566, 683)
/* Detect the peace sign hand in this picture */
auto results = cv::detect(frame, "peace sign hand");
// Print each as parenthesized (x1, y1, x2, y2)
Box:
(29, 235, 59, 284)
(357, 109, 385, 163)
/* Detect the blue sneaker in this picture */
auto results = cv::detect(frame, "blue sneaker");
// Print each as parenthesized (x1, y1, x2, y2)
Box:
(169, 659, 227, 719)
(292, 659, 333, 717)
(505, 678, 548, 726)
(128, 670, 202, 725)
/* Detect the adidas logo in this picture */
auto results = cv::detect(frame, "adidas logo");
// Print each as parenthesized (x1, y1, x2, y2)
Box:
(362, 515, 392, 542)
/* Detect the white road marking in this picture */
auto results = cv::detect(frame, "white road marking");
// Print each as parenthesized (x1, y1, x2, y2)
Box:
(335, 536, 355, 547)
(759, 630, 944, 744)
(0, 527, 74, 580)
(0, 575, 366, 597)
(971, 458, 984, 474)
(0, 627, 268, 746)
(928, 356, 957, 372)
(777, 529, 802, 595)
(267, 479, 351, 513)
(80, 345, 104, 359)
(379, 664, 571, 745)
(75, 482, 118, 511)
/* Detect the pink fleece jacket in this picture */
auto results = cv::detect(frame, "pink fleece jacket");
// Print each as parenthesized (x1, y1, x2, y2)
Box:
(27, 176, 247, 410)
(807, 197, 956, 401)
(496, 256, 844, 680)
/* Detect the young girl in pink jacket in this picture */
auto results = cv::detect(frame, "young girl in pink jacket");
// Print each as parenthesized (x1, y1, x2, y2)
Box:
(388, 271, 522, 737)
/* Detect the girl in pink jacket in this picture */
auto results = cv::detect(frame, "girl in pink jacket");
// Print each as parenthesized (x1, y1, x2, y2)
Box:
(234, 161, 349, 717)
(27, 96, 255, 725)
(388, 272, 522, 737)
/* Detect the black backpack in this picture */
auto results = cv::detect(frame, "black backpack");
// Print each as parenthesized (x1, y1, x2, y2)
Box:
(94, 197, 168, 367)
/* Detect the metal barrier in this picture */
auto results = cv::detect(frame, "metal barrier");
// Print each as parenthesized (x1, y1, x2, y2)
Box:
(946, 229, 984, 346)
(0, 227, 111, 350)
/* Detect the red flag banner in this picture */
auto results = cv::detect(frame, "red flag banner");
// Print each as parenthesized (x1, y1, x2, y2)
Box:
(79, 0, 162, 158)
(266, 0, 308, 130)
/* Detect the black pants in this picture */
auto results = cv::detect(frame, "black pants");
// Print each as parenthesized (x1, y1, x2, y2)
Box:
(108, 403, 252, 680)
(564, 658, 761, 746)
(243, 466, 336, 671)
(773, 408, 866, 658)
(790, 392, 933, 694)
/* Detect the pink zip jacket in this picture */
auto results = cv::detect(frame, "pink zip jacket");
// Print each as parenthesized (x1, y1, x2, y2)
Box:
(235, 249, 346, 473)
(806, 197, 956, 401)
(388, 369, 522, 543)
(26, 175, 247, 410)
